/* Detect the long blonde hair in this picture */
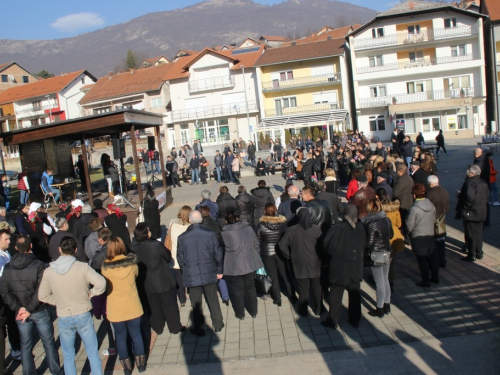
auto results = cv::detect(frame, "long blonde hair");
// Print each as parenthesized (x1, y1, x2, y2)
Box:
(177, 205, 192, 225)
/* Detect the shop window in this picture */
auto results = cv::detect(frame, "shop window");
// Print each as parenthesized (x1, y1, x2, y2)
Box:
(369, 115, 385, 131)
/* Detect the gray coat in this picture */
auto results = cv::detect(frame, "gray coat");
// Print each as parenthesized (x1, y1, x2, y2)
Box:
(221, 221, 263, 276)
(393, 173, 414, 210)
(406, 198, 436, 256)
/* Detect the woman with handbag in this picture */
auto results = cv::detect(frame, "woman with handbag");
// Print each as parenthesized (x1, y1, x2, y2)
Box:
(406, 183, 438, 288)
(361, 198, 393, 318)
(221, 211, 263, 320)
(166, 206, 192, 306)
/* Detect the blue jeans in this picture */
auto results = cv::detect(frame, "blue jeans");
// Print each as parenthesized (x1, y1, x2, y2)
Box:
(215, 166, 222, 182)
(405, 157, 412, 173)
(218, 278, 229, 301)
(58, 312, 102, 375)
(17, 308, 61, 375)
(143, 162, 150, 174)
(227, 168, 234, 183)
(490, 182, 498, 203)
(50, 188, 60, 203)
(153, 160, 160, 174)
(111, 316, 144, 360)
(191, 168, 199, 183)
(20, 190, 29, 205)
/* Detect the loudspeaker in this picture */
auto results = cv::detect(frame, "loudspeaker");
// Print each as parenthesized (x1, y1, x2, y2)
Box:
(112, 138, 126, 159)
(148, 136, 155, 151)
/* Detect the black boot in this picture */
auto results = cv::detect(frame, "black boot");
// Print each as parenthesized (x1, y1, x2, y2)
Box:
(120, 358, 133, 375)
(384, 303, 391, 315)
(135, 354, 146, 372)
(369, 307, 385, 318)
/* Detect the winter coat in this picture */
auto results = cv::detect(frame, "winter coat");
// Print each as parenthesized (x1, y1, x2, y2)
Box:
(302, 158, 314, 178)
(49, 230, 87, 263)
(382, 201, 405, 254)
(73, 213, 97, 245)
(190, 157, 200, 170)
(349, 185, 376, 218)
(168, 219, 190, 269)
(104, 213, 131, 249)
(435, 133, 444, 146)
(108, 163, 119, 182)
(255, 215, 287, 257)
(406, 198, 436, 255)
(251, 187, 275, 224)
(457, 175, 489, 222)
(361, 211, 392, 255)
(130, 239, 174, 294)
(235, 193, 254, 225)
(411, 168, 430, 192)
(216, 193, 239, 228)
(214, 154, 223, 167)
(400, 140, 413, 158)
(195, 199, 219, 220)
(84, 232, 101, 263)
(375, 180, 393, 201)
(306, 198, 337, 234)
(201, 217, 221, 238)
(323, 222, 366, 286)
(316, 191, 342, 220)
(426, 185, 449, 219)
(177, 224, 223, 288)
(247, 145, 256, 159)
(90, 243, 108, 271)
(279, 223, 322, 279)
(346, 178, 359, 201)
(101, 253, 143, 323)
(393, 173, 414, 210)
(143, 197, 161, 239)
(0, 253, 48, 315)
(282, 160, 295, 176)
(221, 221, 263, 276)
(324, 178, 339, 195)
(474, 154, 491, 184)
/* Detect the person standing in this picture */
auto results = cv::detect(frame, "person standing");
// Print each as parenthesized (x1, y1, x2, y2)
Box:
(76, 154, 87, 193)
(166, 156, 182, 188)
(400, 135, 413, 168)
(251, 180, 275, 225)
(199, 153, 208, 185)
(231, 154, 240, 185)
(349, 175, 376, 219)
(216, 186, 239, 229)
(457, 165, 489, 262)
(142, 188, 161, 241)
(189, 154, 200, 185)
(426, 176, 450, 268)
(435, 130, 448, 157)
(322, 205, 366, 329)
(391, 128, 399, 155)
(101, 237, 146, 374)
(410, 161, 430, 192)
(195, 190, 219, 220)
(38, 236, 106, 375)
(214, 150, 223, 183)
(177, 210, 224, 336)
(193, 139, 203, 156)
(393, 164, 414, 237)
(17, 167, 30, 205)
(141, 148, 150, 175)
(235, 186, 254, 226)
(247, 141, 257, 167)
(225, 150, 234, 183)
(105, 204, 131, 250)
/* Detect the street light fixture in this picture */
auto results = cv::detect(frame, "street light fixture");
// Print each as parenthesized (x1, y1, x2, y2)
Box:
(45, 94, 52, 123)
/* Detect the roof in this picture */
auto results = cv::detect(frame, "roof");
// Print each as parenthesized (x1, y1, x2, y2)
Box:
(255, 38, 345, 67)
(0, 62, 39, 81)
(0, 63, 10, 72)
(79, 64, 172, 104)
(261, 35, 290, 42)
(482, 0, 500, 22)
(0, 70, 93, 105)
(143, 55, 170, 65)
(377, 1, 446, 16)
(281, 25, 361, 47)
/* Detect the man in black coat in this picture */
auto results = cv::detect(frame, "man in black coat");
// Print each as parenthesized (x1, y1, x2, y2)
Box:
(216, 186, 239, 228)
(177, 210, 224, 336)
(374, 172, 393, 201)
(0, 236, 61, 375)
(189, 155, 200, 185)
(426, 175, 449, 268)
(410, 161, 430, 192)
(301, 155, 315, 186)
(457, 165, 489, 262)
(473, 148, 490, 185)
(315, 181, 341, 223)
(250, 180, 274, 225)
(166, 156, 181, 188)
(49, 217, 87, 262)
(278, 185, 304, 224)
(391, 128, 399, 154)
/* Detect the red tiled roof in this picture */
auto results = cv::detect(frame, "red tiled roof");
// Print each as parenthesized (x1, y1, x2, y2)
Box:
(483, 0, 500, 21)
(0, 70, 89, 105)
(282, 25, 361, 47)
(255, 38, 345, 67)
(261, 35, 290, 42)
(79, 64, 172, 104)
(144, 55, 170, 65)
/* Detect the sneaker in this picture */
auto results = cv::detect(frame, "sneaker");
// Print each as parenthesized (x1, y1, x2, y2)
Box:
(10, 350, 21, 361)
(102, 348, 117, 356)
(493, 202, 500, 207)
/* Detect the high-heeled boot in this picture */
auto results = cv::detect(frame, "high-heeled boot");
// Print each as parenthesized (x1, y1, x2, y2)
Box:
(135, 354, 147, 372)
(120, 358, 133, 375)
(384, 303, 391, 315)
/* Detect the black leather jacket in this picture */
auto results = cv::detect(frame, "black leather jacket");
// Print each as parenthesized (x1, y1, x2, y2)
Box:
(305, 199, 335, 234)
(361, 211, 392, 252)
(256, 215, 287, 256)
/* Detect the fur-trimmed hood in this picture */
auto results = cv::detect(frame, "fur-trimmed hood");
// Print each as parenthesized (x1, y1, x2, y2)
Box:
(259, 215, 287, 224)
(382, 200, 400, 213)
(101, 253, 137, 280)
(360, 211, 387, 225)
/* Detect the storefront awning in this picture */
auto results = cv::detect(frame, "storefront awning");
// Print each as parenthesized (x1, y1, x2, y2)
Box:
(258, 110, 348, 129)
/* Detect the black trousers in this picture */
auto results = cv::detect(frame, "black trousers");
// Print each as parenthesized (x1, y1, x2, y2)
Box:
(171, 269, 186, 304)
(261, 254, 294, 302)
(225, 273, 258, 318)
(415, 249, 439, 283)
(171, 173, 181, 187)
(146, 290, 183, 335)
(189, 283, 224, 332)
(464, 220, 484, 259)
(295, 277, 321, 316)
(0, 316, 6, 374)
(327, 283, 361, 327)
(5, 308, 20, 351)
(435, 238, 447, 267)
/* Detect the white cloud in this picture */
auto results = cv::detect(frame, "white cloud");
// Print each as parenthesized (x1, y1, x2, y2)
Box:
(50, 12, 105, 33)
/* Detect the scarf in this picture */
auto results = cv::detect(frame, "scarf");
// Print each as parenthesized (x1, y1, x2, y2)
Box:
(66, 206, 82, 222)
(107, 204, 124, 218)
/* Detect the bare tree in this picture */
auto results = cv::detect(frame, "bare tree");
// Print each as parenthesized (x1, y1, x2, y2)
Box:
(335, 14, 349, 28)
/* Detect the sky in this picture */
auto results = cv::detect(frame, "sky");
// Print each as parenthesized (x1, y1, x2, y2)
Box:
(0, 0, 387, 41)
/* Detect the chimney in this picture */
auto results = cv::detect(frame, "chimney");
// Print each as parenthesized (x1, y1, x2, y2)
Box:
(291, 41, 296, 46)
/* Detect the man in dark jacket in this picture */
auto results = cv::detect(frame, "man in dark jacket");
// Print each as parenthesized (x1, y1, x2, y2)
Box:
(458, 165, 489, 262)
(216, 186, 239, 228)
(391, 128, 399, 154)
(410, 161, 430, 191)
(426, 175, 449, 268)
(251, 180, 275, 225)
(189, 155, 200, 185)
(301, 155, 315, 186)
(374, 173, 393, 201)
(473, 148, 490, 185)
(214, 150, 223, 183)
(225, 151, 235, 183)
(195, 190, 219, 220)
(235, 186, 254, 226)
(49, 217, 87, 262)
(349, 175, 376, 219)
(177, 210, 224, 336)
(315, 181, 342, 222)
(73, 204, 97, 245)
(193, 139, 203, 156)
(141, 148, 150, 175)
(400, 135, 413, 167)
(166, 156, 181, 188)
(278, 185, 304, 224)
(0, 236, 61, 375)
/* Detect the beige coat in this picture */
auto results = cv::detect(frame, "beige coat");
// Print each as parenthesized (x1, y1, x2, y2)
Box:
(169, 219, 190, 269)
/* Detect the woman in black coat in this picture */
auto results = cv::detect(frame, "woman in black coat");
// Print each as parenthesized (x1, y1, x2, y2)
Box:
(104, 204, 131, 249)
(322, 204, 366, 329)
(235, 186, 254, 226)
(216, 186, 239, 228)
(199, 154, 208, 184)
(255, 158, 267, 177)
(278, 208, 322, 316)
(250, 182, 274, 224)
(131, 223, 184, 335)
(255, 203, 291, 306)
(247, 142, 257, 167)
(142, 189, 161, 240)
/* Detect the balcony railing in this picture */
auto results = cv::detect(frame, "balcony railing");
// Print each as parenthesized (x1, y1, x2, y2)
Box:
(171, 100, 259, 122)
(353, 25, 479, 51)
(261, 73, 342, 92)
(264, 102, 345, 117)
(188, 75, 235, 93)
(357, 54, 481, 74)
(359, 87, 479, 108)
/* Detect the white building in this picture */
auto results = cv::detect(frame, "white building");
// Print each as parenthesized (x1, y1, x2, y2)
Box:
(164, 46, 265, 149)
(347, 1, 487, 141)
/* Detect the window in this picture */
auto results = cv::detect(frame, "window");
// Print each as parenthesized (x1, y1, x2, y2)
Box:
(32, 100, 42, 110)
(405, 113, 416, 133)
(369, 55, 383, 67)
(407, 25, 420, 34)
(409, 51, 424, 62)
(451, 45, 466, 56)
(370, 85, 387, 97)
(274, 96, 297, 116)
(458, 114, 467, 129)
(422, 111, 440, 132)
(369, 115, 385, 131)
(1, 75, 7, 83)
(372, 28, 384, 38)
(22, 76, 29, 84)
(30, 119, 38, 127)
(282, 97, 297, 108)
(93, 107, 111, 114)
(81, 78, 85, 84)
(313, 91, 338, 104)
(444, 18, 457, 28)
(151, 97, 163, 108)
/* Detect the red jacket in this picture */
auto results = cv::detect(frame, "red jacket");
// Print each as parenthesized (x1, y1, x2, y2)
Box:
(490, 159, 497, 184)
(346, 178, 359, 201)
(17, 172, 28, 191)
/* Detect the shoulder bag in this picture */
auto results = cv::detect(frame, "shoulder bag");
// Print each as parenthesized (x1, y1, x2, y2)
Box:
(164, 222, 174, 250)
(434, 214, 446, 238)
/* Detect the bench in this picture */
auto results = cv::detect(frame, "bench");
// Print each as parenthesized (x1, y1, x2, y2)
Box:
(477, 141, 499, 152)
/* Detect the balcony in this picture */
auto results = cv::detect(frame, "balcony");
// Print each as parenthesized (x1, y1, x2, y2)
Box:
(171, 100, 259, 122)
(357, 54, 481, 74)
(359, 87, 479, 109)
(188, 75, 235, 93)
(353, 25, 479, 51)
(261, 73, 342, 92)
(264, 102, 345, 117)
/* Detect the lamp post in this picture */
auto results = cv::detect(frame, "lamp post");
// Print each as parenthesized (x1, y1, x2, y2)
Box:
(45, 94, 52, 122)
(241, 65, 252, 143)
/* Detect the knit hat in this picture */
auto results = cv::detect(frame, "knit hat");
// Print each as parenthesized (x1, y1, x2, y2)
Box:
(377, 172, 389, 181)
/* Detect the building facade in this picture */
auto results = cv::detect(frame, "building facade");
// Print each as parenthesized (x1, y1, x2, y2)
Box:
(0, 62, 38, 93)
(347, 1, 487, 141)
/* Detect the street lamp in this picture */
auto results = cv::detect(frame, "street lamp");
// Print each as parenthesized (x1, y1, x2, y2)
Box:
(45, 94, 52, 123)
(241, 65, 252, 142)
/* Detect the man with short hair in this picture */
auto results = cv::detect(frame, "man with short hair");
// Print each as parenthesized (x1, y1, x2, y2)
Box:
(426, 175, 449, 268)
(195, 190, 219, 220)
(251, 180, 275, 225)
(225, 150, 234, 182)
(141, 148, 150, 175)
(177, 210, 224, 336)
(375, 172, 393, 201)
(41, 168, 60, 203)
(189, 154, 200, 185)
(0, 236, 61, 375)
(349, 175, 376, 219)
(315, 181, 342, 221)
(410, 161, 430, 191)
(214, 150, 223, 183)
(48, 217, 86, 262)
(166, 156, 182, 188)
(38, 236, 106, 375)
(278, 185, 304, 224)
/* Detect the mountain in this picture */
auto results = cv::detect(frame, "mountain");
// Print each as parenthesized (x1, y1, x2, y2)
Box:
(0, 0, 376, 77)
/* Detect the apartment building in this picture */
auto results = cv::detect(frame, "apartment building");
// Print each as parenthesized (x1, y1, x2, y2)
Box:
(0, 62, 38, 93)
(347, 1, 487, 141)
(164, 46, 264, 149)
(255, 37, 351, 146)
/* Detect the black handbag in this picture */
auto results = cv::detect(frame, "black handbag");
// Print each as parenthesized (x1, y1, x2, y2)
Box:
(254, 268, 274, 295)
